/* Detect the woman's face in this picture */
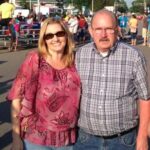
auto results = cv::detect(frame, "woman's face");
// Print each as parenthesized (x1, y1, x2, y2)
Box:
(44, 23, 67, 54)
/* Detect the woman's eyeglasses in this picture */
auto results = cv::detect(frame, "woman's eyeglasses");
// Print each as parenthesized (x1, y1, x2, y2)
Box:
(44, 31, 66, 40)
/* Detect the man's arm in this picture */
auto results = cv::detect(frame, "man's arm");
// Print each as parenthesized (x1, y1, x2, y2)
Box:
(148, 122, 150, 137)
(136, 99, 150, 150)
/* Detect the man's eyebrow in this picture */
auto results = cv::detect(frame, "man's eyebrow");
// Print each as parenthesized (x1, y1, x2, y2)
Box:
(93, 27, 114, 29)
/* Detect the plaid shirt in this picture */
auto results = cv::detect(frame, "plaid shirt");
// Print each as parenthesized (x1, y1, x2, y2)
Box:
(75, 41, 150, 136)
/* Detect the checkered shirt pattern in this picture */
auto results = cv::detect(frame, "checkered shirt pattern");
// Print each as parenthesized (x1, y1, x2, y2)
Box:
(75, 41, 150, 136)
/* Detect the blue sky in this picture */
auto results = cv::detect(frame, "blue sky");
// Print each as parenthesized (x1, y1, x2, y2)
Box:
(125, 0, 133, 7)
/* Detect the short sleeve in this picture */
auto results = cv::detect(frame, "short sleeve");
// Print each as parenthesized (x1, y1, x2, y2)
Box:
(133, 55, 150, 100)
(6, 51, 39, 101)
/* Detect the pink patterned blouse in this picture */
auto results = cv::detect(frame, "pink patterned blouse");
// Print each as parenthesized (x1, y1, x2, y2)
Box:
(7, 51, 81, 147)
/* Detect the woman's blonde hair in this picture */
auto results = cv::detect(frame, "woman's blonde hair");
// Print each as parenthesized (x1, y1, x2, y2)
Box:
(38, 17, 75, 67)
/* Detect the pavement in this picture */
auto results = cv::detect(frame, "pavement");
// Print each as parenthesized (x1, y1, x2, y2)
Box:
(0, 47, 36, 150)
(0, 42, 150, 150)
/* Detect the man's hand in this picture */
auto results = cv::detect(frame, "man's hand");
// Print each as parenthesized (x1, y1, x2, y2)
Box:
(136, 134, 148, 150)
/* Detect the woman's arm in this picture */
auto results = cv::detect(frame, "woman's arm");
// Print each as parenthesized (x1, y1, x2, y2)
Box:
(11, 98, 24, 150)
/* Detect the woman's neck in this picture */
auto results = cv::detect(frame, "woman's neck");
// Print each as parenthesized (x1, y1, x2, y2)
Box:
(46, 51, 66, 70)
(47, 49, 64, 61)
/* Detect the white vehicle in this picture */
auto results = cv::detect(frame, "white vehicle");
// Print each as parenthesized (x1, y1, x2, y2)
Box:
(13, 9, 29, 17)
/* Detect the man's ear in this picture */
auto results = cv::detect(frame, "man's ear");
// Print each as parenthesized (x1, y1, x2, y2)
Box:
(88, 26, 93, 38)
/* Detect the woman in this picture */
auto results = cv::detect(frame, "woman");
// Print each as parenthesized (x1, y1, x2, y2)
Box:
(7, 17, 81, 150)
(128, 14, 138, 46)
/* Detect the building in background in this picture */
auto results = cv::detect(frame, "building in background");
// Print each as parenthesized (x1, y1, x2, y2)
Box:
(8, 0, 66, 16)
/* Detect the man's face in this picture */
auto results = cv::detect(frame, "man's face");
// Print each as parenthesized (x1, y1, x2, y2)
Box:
(89, 13, 118, 52)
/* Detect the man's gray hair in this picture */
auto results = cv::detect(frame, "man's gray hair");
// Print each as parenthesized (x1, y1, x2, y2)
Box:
(91, 9, 118, 27)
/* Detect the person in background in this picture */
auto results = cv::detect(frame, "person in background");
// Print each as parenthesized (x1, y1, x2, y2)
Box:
(77, 14, 88, 44)
(147, 14, 150, 47)
(7, 17, 81, 150)
(142, 13, 148, 46)
(118, 13, 128, 39)
(40, 15, 47, 27)
(64, 12, 71, 23)
(8, 17, 19, 51)
(16, 12, 23, 22)
(67, 15, 79, 43)
(73, 9, 150, 150)
(128, 14, 138, 46)
(0, 0, 15, 51)
(68, 15, 78, 34)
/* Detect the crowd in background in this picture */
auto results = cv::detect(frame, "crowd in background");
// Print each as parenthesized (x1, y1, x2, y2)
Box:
(1, 0, 150, 51)
(0, 3, 92, 52)
(117, 12, 150, 47)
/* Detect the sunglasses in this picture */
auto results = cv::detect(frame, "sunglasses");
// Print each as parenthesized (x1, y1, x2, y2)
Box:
(44, 31, 66, 40)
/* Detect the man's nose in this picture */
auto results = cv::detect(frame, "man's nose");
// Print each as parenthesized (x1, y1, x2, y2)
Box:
(101, 29, 107, 37)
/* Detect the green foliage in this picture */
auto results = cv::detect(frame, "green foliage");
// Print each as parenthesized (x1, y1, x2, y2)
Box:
(56, 0, 64, 8)
(117, 0, 128, 13)
(130, 0, 148, 13)
(17, 0, 128, 13)
(19, 0, 29, 9)
(19, 0, 26, 8)
(65, 0, 128, 12)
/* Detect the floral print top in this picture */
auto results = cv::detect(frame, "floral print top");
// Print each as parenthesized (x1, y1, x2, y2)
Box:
(7, 51, 81, 147)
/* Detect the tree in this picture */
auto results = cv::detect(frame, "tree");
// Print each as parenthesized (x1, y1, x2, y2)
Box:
(18, 0, 29, 9)
(117, 0, 128, 13)
(56, 0, 64, 8)
(65, 0, 128, 13)
(130, 0, 145, 13)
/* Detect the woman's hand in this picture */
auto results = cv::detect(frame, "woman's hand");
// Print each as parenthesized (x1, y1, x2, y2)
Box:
(11, 136, 24, 150)
(11, 99, 23, 150)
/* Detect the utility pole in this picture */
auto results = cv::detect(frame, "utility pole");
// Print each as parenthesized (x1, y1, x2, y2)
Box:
(92, 0, 94, 13)
(114, 0, 117, 14)
(38, 0, 40, 14)
(29, 0, 32, 10)
(144, 0, 147, 12)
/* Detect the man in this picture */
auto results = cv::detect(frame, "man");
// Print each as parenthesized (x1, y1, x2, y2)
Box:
(0, 0, 15, 51)
(74, 9, 150, 150)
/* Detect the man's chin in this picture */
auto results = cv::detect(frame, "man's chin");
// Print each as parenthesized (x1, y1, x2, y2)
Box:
(100, 45, 110, 50)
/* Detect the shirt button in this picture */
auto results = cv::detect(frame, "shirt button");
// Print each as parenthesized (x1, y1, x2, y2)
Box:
(99, 105, 102, 109)
(102, 74, 105, 77)
(100, 90, 104, 94)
